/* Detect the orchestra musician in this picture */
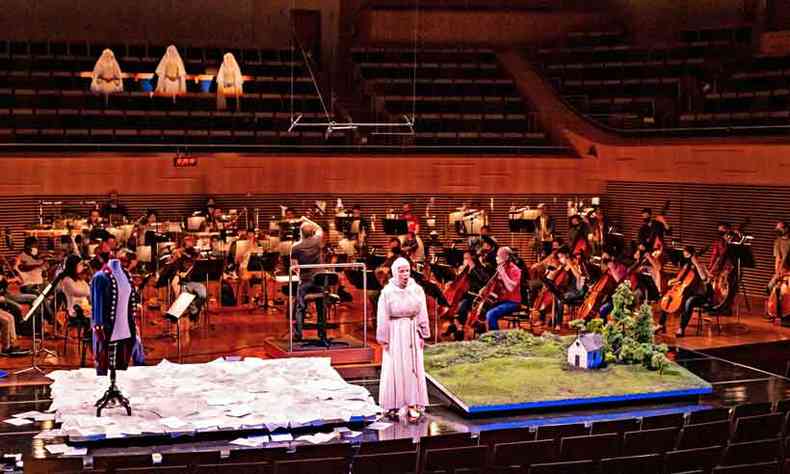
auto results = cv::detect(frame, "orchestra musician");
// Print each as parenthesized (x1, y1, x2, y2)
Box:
(657, 245, 711, 337)
(708, 221, 738, 314)
(171, 235, 206, 320)
(15, 237, 47, 295)
(551, 248, 589, 328)
(479, 235, 498, 268)
(773, 221, 790, 280)
(767, 251, 790, 322)
(100, 190, 129, 226)
(468, 225, 496, 256)
(401, 203, 421, 235)
(483, 247, 522, 331)
(597, 252, 630, 321)
(291, 217, 325, 343)
(587, 207, 606, 257)
(534, 203, 555, 259)
(59, 254, 91, 329)
(442, 250, 490, 341)
(402, 231, 425, 262)
(567, 214, 590, 258)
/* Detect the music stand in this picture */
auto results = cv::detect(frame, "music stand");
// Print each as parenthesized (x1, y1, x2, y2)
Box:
(665, 248, 685, 267)
(727, 242, 754, 334)
(248, 252, 279, 309)
(192, 258, 223, 329)
(383, 219, 408, 236)
(164, 292, 195, 363)
(14, 273, 64, 376)
(508, 219, 537, 233)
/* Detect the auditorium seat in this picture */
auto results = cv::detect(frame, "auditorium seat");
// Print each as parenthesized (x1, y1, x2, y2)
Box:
(711, 461, 782, 474)
(732, 403, 774, 420)
(350, 46, 552, 148)
(687, 407, 731, 425)
(490, 439, 557, 472)
(599, 453, 664, 474)
(527, 459, 596, 474)
(559, 433, 620, 461)
(676, 421, 731, 449)
(622, 427, 680, 455)
(478, 427, 535, 446)
(421, 445, 488, 474)
(665, 446, 723, 473)
(641, 412, 686, 430)
(719, 438, 784, 466)
(590, 417, 641, 437)
(730, 413, 785, 442)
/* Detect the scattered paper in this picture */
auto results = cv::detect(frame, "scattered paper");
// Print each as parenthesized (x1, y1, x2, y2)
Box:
(34, 430, 62, 440)
(270, 432, 293, 442)
(3, 418, 33, 426)
(159, 417, 188, 429)
(228, 405, 252, 418)
(44, 444, 68, 455)
(62, 447, 88, 456)
(33, 413, 56, 422)
(230, 437, 263, 448)
(12, 411, 44, 419)
(297, 432, 338, 444)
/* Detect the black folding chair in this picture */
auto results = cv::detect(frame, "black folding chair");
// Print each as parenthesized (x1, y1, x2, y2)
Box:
(730, 414, 784, 442)
(676, 421, 730, 449)
(622, 427, 679, 455)
(720, 438, 783, 466)
(599, 453, 663, 474)
(559, 433, 620, 461)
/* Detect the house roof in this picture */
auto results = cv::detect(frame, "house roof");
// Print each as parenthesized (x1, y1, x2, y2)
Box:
(579, 333, 604, 352)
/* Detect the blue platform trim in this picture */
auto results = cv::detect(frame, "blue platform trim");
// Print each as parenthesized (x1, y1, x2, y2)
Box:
(471, 404, 714, 432)
(466, 386, 713, 414)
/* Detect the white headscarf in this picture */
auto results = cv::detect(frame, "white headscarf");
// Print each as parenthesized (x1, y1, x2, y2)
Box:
(217, 52, 243, 89)
(156, 45, 186, 79)
(92, 49, 122, 79)
(389, 257, 413, 289)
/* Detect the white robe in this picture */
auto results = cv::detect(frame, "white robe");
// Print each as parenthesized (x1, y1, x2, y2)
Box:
(155, 46, 186, 96)
(377, 277, 430, 411)
(90, 50, 123, 95)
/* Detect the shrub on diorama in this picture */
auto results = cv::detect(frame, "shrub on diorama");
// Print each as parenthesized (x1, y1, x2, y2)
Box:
(570, 282, 669, 374)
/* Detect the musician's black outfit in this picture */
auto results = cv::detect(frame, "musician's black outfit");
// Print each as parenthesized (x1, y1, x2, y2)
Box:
(658, 261, 711, 336)
(176, 247, 206, 320)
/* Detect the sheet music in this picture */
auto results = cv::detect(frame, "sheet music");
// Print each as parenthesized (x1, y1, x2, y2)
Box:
(165, 293, 196, 319)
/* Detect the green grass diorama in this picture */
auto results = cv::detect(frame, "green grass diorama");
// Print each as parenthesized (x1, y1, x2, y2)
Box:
(424, 284, 712, 409)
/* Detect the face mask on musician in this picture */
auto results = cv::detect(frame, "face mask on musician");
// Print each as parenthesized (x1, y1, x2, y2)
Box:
(777, 228, 786, 237)
(30, 247, 38, 256)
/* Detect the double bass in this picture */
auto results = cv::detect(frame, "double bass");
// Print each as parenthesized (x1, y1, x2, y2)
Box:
(438, 264, 470, 321)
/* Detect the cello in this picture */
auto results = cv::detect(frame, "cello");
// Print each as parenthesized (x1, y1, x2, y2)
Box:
(767, 272, 790, 322)
(577, 271, 615, 321)
(659, 246, 708, 314)
(531, 263, 569, 321)
(438, 265, 470, 321)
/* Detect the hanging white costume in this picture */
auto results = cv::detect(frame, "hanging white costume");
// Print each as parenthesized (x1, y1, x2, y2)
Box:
(155, 45, 186, 97)
(216, 52, 243, 111)
(90, 49, 123, 95)
(377, 257, 430, 413)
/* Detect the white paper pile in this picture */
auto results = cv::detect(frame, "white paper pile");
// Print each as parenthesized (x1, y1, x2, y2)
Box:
(46, 357, 381, 440)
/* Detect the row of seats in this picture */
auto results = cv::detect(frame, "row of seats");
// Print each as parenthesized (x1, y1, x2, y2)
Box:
(351, 47, 550, 147)
(25, 401, 790, 474)
(533, 27, 770, 131)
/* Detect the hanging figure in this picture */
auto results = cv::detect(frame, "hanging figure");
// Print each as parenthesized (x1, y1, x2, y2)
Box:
(377, 257, 430, 423)
(155, 45, 187, 102)
(216, 52, 244, 111)
(90, 49, 123, 105)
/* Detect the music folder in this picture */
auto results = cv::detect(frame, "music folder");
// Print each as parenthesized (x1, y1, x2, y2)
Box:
(165, 293, 196, 321)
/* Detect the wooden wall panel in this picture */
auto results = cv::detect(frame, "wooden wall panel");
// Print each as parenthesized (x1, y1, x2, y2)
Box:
(0, 153, 592, 197)
(357, 9, 613, 46)
(606, 181, 788, 297)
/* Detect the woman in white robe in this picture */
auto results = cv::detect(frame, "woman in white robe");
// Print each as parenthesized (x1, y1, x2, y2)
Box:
(377, 257, 430, 422)
(216, 52, 243, 111)
(90, 49, 123, 96)
(155, 45, 186, 99)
